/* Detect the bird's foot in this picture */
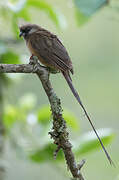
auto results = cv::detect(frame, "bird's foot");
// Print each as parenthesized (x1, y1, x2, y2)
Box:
(29, 55, 40, 72)
(32, 64, 39, 73)
(29, 55, 38, 65)
(29, 55, 48, 73)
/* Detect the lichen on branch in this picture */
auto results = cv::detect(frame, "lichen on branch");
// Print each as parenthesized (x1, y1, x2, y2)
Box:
(0, 58, 85, 180)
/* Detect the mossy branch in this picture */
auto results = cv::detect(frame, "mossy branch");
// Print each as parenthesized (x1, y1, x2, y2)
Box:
(0, 57, 85, 179)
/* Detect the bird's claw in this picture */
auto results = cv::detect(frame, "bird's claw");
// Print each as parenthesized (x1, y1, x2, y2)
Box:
(29, 56, 40, 72)
(32, 64, 39, 72)
(29, 58, 34, 65)
(29, 55, 39, 65)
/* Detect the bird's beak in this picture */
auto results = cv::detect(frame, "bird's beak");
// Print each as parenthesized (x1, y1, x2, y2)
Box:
(19, 31, 23, 37)
(19, 31, 24, 37)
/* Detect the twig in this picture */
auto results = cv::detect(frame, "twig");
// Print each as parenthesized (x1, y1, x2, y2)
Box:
(0, 60, 85, 180)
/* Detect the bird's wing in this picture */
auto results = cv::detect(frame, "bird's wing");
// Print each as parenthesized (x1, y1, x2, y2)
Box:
(29, 32, 73, 73)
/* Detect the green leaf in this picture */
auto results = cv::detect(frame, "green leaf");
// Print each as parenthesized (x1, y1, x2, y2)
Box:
(37, 105, 79, 130)
(0, 50, 20, 64)
(29, 143, 64, 163)
(17, 8, 31, 21)
(63, 109, 79, 131)
(74, 0, 108, 26)
(0, 43, 21, 85)
(3, 105, 18, 128)
(27, 0, 67, 29)
(0, 44, 23, 83)
(74, 128, 115, 155)
(74, 0, 108, 16)
(37, 105, 51, 125)
(75, 8, 89, 26)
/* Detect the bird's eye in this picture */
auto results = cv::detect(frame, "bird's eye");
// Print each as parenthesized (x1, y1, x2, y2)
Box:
(20, 29, 25, 33)
(26, 27, 31, 32)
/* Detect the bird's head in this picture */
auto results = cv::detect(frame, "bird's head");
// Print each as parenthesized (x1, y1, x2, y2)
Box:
(19, 24, 40, 39)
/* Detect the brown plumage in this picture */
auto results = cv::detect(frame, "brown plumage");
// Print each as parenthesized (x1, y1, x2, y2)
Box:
(19, 23, 113, 165)
(20, 24, 73, 74)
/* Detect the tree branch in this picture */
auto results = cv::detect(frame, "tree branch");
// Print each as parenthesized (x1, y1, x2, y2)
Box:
(0, 60, 85, 180)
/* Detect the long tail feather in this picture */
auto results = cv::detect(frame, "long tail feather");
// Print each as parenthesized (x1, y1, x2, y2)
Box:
(62, 71, 114, 166)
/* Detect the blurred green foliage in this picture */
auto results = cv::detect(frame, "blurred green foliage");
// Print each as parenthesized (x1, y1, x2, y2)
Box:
(0, 0, 117, 179)
(0, 43, 20, 66)
(75, 0, 108, 16)
(74, 0, 108, 26)
(74, 128, 115, 155)
(3, 94, 114, 163)
(30, 143, 64, 163)
(0, 0, 110, 39)
(1, 0, 67, 38)
(37, 105, 79, 130)
(30, 127, 114, 163)
(0, 0, 68, 86)
(0, 43, 21, 88)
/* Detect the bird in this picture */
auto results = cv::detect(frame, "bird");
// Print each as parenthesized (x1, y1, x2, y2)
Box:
(19, 23, 113, 165)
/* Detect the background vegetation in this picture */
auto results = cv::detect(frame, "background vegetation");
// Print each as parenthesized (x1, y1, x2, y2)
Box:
(0, 0, 119, 179)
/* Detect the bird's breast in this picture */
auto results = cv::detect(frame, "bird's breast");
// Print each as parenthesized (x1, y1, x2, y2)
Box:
(26, 39, 52, 67)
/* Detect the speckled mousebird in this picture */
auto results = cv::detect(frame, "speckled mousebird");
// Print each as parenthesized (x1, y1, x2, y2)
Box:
(19, 23, 113, 165)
